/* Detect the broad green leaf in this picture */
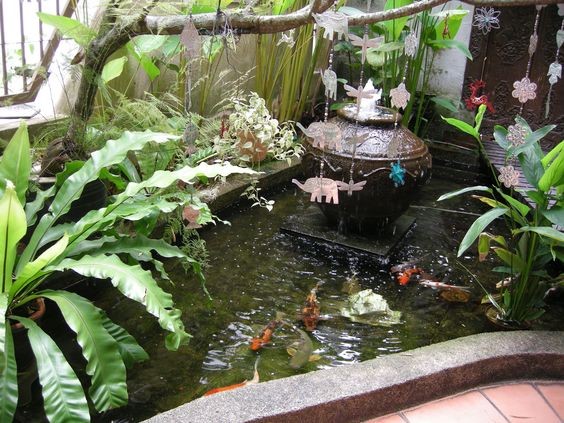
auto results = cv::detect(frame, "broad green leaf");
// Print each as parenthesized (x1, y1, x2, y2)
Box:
(441, 116, 478, 140)
(49, 255, 190, 351)
(541, 140, 564, 168)
(0, 294, 18, 422)
(40, 290, 128, 411)
(0, 122, 31, 203)
(492, 247, 526, 271)
(457, 207, 508, 257)
(161, 35, 182, 57)
(432, 8, 468, 40)
(518, 144, 544, 188)
(437, 185, 491, 201)
(474, 195, 527, 226)
(366, 49, 385, 67)
(101, 57, 128, 84)
(542, 207, 564, 227)
(374, 41, 404, 52)
(126, 42, 160, 81)
(12, 316, 89, 422)
(430, 96, 458, 113)
(538, 144, 564, 192)
(99, 312, 148, 368)
(427, 39, 472, 59)
(514, 226, 564, 244)
(201, 36, 224, 60)
(11, 234, 69, 302)
(493, 125, 509, 151)
(495, 189, 530, 217)
(18, 131, 179, 273)
(511, 125, 556, 157)
(131, 35, 167, 54)
(25, 185, 56, 226)
(383, 0, 412, 40)
(37, 13, 95, 47)
(0, 182, 26, 292)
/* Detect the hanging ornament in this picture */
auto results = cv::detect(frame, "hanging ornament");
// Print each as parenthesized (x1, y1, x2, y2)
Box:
(313, 11, 349, 41)
(390, 82, 411, 110)
(404, 32, 418, 58)
(512, 77, 537, 104)
(349, 33, 383, 64)
(321, 68, 338, 100)
(472, 7, 501, 35)
(296, 122, 342, 151)
(498, 165, 520, 189)
(389, 160, 406, 187)
(277, 29, 296, 48)
(344, 83, 379, 108)
(512, 8, 541, 110)
(506, 123, 529, 147)
(545, 19, 563, 117)
(337, 179, 367, 195)
(292, 177, 340, 204)
(180, 19, 201, 59)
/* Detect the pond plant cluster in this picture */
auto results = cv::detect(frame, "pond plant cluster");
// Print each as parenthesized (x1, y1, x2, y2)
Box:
(0, 0, 562, 421)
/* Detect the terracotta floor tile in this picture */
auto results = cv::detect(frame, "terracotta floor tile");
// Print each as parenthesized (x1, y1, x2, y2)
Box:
(404, 390, 506, 423)
(364, 413, 406, 423)
(536, 383, 564, 420)
(482, 383, 561, 423)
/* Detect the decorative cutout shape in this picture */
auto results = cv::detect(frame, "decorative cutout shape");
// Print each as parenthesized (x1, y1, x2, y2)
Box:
(296, 122, 342, 151)
(313, 11, 349, 41)
(321, 69, 338, 101)
(548, 62, 562, 85)
(472, 7, 501, 35)
(277, 29, 296, 48)
(347, 132, 370, 146)
(183, 205, 202, 229)
(390, 82, 411, 110)
(528, 33, 538, 56)
(498, 165, 520, 188)
(512, 77, 537, 104)
(557, 30, 564, 48)
(387, 136, 400, 158)
(404, 32, 418, 58)
(344, 84, 379, 111)
(181, 20, 201, 59)
(337, 179, 367, 196)
(349, 33, 383, 64)
(389, 160, 406, 187)
(292, 177, 340, 204)
(506, 123, 529, 146)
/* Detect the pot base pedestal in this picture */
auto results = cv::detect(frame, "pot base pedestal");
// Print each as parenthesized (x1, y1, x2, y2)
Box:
(280, 205, 415, 262)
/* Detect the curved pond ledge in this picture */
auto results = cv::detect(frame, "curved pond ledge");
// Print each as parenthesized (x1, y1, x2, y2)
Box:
(144, 331, 564, 423)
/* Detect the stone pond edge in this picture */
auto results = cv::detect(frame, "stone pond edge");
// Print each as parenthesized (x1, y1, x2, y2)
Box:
(145, 330, 564, 423)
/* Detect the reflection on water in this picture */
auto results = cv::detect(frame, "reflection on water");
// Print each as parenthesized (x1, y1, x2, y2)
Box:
(73, 177, 560, 422)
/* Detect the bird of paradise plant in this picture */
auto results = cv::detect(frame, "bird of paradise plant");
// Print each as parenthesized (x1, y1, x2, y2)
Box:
(0, 122, 254, 421)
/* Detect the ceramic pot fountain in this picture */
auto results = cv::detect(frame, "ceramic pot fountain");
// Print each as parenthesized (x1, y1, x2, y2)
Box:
(301, 104, 432, 233)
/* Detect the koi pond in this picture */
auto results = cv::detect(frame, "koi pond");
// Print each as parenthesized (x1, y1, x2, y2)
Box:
(17, 173, 564, 423)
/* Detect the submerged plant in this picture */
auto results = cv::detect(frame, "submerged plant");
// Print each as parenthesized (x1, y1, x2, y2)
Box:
(439, 111, 563, 325)
(0, 123, 254, 421)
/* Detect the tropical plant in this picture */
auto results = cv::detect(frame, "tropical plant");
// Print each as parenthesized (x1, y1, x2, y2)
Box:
(438, 113, 563, 325)
(0, 122, 254, 421)
(214, 92, 303, 166)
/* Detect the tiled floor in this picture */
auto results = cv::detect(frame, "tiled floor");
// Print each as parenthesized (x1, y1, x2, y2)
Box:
(367, 381, 564, 423)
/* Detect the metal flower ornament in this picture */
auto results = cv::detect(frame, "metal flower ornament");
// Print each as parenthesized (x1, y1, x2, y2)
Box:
(512, 77, 537, 104)
(506, 123, 529, 147)
(389, 160, 406, 187)
(404, 32, 418, 58)
(498, 165, 520, 189)
(472, 7, 501, 35)
(390, 82, 411, 110)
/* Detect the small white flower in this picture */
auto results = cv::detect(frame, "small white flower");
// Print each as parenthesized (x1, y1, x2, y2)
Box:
(390, 82, 411, 110)
(498, 165, 520, 188)
(512, 77, 537, 104)
(472, 7, 501, 35)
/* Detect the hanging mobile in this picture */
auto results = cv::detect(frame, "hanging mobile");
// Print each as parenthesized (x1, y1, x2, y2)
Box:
(294, 2, 345, 205)
(545, 8, 563, 117)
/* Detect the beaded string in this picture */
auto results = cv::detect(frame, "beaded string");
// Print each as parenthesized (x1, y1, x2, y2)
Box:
(545, 16, 564, 117)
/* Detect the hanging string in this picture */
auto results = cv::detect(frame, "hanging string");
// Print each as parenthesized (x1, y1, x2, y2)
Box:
(545, 17, 564, 118)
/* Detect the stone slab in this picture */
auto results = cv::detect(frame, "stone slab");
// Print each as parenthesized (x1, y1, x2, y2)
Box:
(280, 206, 415, 259)
(144, 331, 564, 423)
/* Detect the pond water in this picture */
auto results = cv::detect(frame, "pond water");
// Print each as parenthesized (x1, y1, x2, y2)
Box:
(16, 174, 564, 422)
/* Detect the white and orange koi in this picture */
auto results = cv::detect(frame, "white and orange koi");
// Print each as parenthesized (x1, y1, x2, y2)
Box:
(418, 279, 471, 292)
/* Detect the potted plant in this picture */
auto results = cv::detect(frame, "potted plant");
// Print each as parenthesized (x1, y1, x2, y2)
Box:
(0, 122, 254, 421)
(214, 92, 303, 167)
(438, 107, 563, 327)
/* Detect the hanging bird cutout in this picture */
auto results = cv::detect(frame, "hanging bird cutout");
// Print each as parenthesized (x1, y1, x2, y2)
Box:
(348, 33, 383, 64)
(313, 11, 349, 41)
(181, 20, 202, 59)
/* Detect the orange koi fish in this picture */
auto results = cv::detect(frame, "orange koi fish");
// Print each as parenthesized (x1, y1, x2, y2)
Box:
(396, 268, 422, 286)
(203, 359, 260, 396)
(302, 283, 321, 331)
(249, 319, 280, 351)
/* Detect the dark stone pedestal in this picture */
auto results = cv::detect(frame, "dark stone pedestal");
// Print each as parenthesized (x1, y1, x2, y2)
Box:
(280, 206, 415, 261)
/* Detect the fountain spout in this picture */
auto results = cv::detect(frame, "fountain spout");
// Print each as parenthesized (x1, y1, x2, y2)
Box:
(358, 80, 382, 115)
